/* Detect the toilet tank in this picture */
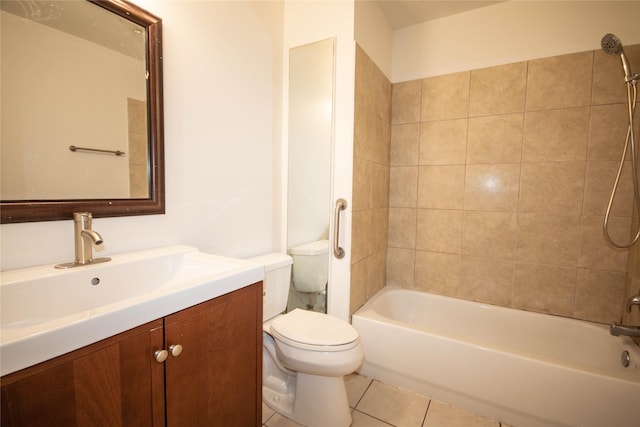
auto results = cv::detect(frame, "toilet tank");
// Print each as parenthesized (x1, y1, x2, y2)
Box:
(289, 239, 329, 293)
(247, 253, 292, 322)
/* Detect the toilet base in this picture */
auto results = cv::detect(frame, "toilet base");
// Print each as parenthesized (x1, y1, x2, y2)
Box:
(263, 372, 352, 427)
(293, 373, 352, 427)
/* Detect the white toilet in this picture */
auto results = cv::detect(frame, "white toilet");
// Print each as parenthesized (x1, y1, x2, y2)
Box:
(289, 239, 329, 292)
(250, 250, 363, 427)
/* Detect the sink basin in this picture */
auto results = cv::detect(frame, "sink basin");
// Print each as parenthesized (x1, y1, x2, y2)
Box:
(0, 245, 264, 376)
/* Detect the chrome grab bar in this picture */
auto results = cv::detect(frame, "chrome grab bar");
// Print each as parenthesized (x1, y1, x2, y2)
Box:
(333, 198, 347, 259)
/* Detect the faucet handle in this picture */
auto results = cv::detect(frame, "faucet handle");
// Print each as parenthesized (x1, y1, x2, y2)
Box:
(627, 295, 640, 312)
(74, 211, 92, 225)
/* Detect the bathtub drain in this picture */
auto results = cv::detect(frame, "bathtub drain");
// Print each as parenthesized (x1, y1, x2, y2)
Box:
(621, 351, 630, 367)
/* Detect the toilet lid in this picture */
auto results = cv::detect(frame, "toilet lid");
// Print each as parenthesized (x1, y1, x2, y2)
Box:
(270, 308, 359, 347)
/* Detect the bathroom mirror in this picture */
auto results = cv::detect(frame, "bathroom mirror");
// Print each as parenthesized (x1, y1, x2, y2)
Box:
(0, 0, 164, 223)
(286, 38, 335, 313)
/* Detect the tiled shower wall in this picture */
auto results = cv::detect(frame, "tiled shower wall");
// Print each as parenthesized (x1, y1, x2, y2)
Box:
(386, 45, 640, 324)
(625, 215, 640, 344)
(350, 45, 391, 315)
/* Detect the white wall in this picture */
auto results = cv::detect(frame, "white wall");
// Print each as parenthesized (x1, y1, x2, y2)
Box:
(354, 0, 393, 80)
(0, 0, 285, 270)
(283, 1, 355, 320)
(392, 1, 640, 82)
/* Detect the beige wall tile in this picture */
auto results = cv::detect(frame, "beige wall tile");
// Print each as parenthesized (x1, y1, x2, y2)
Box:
(389, 166, 418, 208)
(390, 123, 420, 166)
(627, 226, 640, 281)
(518, 162, 585, 215)
(469, 62, 527, 116)
(419, 119, 468, 165)
(371, 162, 389, 209)
(350, 259, 368, 314)
(588, 103, 639, 161)
(466, 114, 523, 164)
(513, 263, 576, 316)
(464, 164, 520, 212)
(353, 45, 390, 310)
(575, 268, 626, 323)
(353, 106, 375, 162)
(460, 256, 514, 306)
(580, 215, 630, 272)
(516, 214, 581, 267)
(627, 247, 640, 284)
(371, 208, 389, 252)
(525, 51, 593, 111)
(417, 165, 465, 209)
(356, 45, 392, 122)
(416, 209, 463, 253)
(352, 157, 372, 211)
(367, 249, 387, 298)
(372, 119, 391, 166)
(352, 210, 372, 263)
(386, 247, 415, 287)
(592, 45, 640, 105)
(421, 71, 470, 121)
(385, 45, 640, 322)
(462, 211, 517, 259)
(388, 208, 416, 249)
(354, 44, 368, 104)
(583, 161, 633, 217)
(522, 107, 589, 162)
(392, 80, 421, 124)
(414, 251, 461, 296)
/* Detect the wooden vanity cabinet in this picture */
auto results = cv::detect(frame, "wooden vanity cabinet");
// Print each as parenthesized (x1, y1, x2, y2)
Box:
(164, 281, 263, 426)
(1, 282, 263, 427)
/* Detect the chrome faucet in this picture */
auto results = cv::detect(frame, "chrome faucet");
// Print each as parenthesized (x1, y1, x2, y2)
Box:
(627, 295, 640, 312)
(609, 294, 640, 337)
(55, 212, 111, 269)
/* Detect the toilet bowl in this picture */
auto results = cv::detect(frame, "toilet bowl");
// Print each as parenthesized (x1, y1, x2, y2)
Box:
(249, 252, 364, 427)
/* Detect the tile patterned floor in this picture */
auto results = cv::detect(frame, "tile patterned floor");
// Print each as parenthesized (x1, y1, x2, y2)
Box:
(262, 374, 513, 427)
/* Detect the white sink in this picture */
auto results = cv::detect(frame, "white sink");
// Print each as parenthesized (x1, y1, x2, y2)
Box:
(0, 245, 264, 376)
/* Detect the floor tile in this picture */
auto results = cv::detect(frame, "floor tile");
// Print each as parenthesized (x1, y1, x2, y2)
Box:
(423, 400, 499, 427)
(345, 373, 373, 408)
(356, 380, 430, 427)
(351, 409, 395, 426)
(263, 412, 304, 427)
(262, 402, 276, 424)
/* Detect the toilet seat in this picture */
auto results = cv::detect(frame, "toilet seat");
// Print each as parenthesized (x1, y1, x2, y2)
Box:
(270, 309, 360, 352)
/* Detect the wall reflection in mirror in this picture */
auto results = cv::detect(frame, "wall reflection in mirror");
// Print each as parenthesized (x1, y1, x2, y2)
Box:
(286, 38, 334, 314)
(1, 0, 154, 205)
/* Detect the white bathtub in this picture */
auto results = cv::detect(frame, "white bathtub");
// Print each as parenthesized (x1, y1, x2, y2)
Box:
(352, 287, 640, 427)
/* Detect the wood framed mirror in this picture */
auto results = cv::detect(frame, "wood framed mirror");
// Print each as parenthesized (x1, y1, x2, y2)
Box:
(0, 0, 164, 223)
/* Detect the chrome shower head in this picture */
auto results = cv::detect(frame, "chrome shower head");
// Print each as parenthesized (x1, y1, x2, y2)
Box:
(601, 33, 635, 82)
(601, 33, 623, 55)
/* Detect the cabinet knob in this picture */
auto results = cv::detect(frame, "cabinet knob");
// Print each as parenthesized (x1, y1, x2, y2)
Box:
(154, 349, 169, 363)
(169, 344, 183, 357)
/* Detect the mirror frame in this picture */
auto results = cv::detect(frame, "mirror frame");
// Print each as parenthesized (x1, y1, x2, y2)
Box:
(1, 0, 164, 223)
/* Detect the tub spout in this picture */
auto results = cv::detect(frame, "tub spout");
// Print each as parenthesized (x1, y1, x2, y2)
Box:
(610, 323, 640, 337)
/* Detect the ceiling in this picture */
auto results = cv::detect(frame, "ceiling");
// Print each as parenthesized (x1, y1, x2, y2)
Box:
(375, 0, 504, 29)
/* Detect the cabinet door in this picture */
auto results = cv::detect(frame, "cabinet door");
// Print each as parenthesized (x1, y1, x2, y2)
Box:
(164, 282, 263, 427)
(1, 320, 165, 427)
